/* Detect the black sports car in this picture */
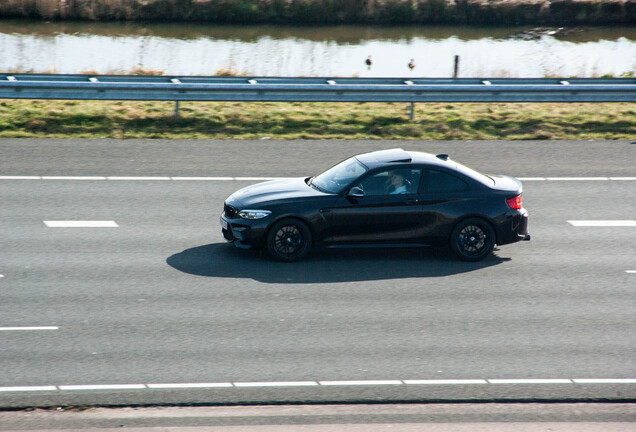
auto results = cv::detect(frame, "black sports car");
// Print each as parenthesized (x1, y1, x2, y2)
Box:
(221, 148, 530, 262)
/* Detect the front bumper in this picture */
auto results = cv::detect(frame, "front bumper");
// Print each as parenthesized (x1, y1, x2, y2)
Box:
(220, 212, 268, 249)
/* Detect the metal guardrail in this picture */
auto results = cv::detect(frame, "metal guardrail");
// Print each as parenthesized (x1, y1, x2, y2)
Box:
(1, 74, 634, 118)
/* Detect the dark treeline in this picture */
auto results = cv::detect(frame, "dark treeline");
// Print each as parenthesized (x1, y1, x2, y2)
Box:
(0, 0, 634, 25)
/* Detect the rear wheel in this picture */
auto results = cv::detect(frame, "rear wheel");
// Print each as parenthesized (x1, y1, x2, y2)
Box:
(450, 218, 495, 262)
(267, 219, 312, 262)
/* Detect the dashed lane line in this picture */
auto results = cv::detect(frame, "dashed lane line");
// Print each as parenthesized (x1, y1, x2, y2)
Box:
(107, 177, 171, 181)
(58, 384, 146, 391)
(404, 380, 487, 385)
(545, 177, 609, 181)
(235, 382, 319, 388)
(0, 386, 58, 392)
(41, 176, 107, 180)
(44, 221, 119, 228)
(319, 380, 403, 386)
(0, 327, 59, 331)
(147, 383, 233, 389)
(488, 379, 572, 384)
(572, 379, 636, 384)
(1, 379, 635, 393)
(568, 220, 636, 227)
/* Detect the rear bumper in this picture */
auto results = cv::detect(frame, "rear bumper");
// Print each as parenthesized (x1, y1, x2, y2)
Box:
(497, 209, 530, 245)
(517, 210, 530, 241)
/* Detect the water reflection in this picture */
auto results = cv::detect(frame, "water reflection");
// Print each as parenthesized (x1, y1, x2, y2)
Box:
(1, 20, 634, 77)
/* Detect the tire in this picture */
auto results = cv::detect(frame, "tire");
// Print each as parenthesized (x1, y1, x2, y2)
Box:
(450, 218, 495, 262)
(266, 219, 313, 262)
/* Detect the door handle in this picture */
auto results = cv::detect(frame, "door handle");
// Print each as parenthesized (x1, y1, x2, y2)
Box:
(405, 198, 418, 205)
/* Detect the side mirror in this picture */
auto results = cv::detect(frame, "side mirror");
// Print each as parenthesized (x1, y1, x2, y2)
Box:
(348, 186, 364, 198)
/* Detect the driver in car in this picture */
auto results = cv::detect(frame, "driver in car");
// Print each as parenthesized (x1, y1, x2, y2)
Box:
(387, 170, 410, 194)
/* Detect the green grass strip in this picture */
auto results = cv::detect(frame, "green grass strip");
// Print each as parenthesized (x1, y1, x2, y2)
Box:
(0, 100, 634, 140)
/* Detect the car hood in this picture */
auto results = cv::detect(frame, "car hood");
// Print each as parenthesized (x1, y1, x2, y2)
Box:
(227, 177, 326, 208)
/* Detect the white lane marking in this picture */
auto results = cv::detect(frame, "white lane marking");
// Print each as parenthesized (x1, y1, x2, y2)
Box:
(235, 177, 279, 181)
(488, 379, 572, 384)
(2, 176, 635, 182)
(568, 220, 636, 227)
(0, 176, 41, 180)
(404, 380, 487, 385)
(172, 177, 280, 181)
(42, 176, 107, 180)
(234, 381, 318, 388)
(0, 274, 4, 278)
(147, 383, 233, 389)
(626, 270, 636, 274)
(172, 177, 234, 181)
(573, 379, 636, 384)
(0, 326, 59, 331)
(546, 177, 609, 181)
(58, 384, 146, 391)
(2, 379, 636, 393)
(44, 221, 119, 228)
(107, 177, 171, 181)
(319, 380, 403, 386)
(0, 386, 57, 392)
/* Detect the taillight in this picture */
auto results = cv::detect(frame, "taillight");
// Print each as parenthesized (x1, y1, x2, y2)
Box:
(506, 194, 522, 210)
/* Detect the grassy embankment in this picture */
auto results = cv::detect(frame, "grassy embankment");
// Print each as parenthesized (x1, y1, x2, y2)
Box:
(1, 1, 633, 139)
(1, 99, 634, 139)
(0, 0, 634, 25)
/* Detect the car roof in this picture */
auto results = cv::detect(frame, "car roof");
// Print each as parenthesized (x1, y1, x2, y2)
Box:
(356, 148, 450, 169)
(355, 148, 494, 186)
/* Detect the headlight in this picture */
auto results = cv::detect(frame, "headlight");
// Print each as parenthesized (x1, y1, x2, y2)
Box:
(238, 209, 272, 220)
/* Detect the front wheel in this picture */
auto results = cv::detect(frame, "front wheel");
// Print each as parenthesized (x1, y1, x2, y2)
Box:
(267, 219, 312, 262)
(450, 218, 495, 262)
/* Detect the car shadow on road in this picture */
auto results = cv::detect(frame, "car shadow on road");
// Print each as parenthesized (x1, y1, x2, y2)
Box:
(166, 243, 508, 284)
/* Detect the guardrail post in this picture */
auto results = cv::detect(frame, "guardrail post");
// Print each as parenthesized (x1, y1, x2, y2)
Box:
(454, 55, 460, 78)
(174, 101, 180, 119)
(410, 102, 415, 120)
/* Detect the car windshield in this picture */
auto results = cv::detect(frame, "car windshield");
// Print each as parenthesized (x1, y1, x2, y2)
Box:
(311, 157, 368, 194)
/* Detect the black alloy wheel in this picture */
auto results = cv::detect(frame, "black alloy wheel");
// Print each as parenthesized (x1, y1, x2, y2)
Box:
(267, 219, 312, 262)
(450, 218, 495, 262)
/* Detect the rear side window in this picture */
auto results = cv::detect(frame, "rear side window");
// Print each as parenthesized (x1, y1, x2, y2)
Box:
(424, 169, 469, 193)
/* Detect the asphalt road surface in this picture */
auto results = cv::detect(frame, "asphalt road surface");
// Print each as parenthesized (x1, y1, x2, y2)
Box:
(2, 403, 636, 431)
(1, 139, 635, 410)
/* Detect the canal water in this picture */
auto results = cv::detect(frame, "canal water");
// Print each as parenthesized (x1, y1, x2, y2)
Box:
(0, 20, 634, 77)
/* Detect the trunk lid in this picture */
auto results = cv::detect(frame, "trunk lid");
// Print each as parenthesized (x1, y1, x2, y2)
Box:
(489, 174, 523, 194)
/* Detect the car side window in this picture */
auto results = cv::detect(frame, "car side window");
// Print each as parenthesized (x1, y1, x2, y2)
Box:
(424, 169, 469, 193)
(358, 168, 422, 196)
